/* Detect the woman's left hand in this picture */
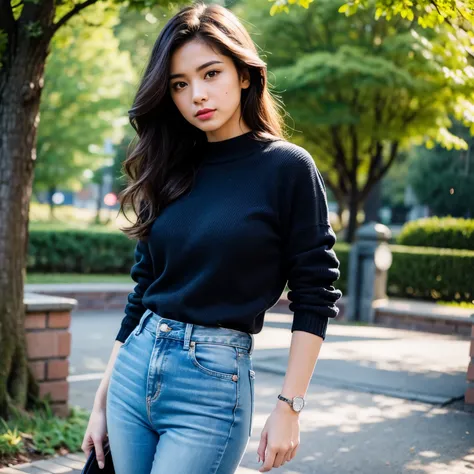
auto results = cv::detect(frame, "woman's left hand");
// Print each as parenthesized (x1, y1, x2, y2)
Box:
(256, 404, 300, 472)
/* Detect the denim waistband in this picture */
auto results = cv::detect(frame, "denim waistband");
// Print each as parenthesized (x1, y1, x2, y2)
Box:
(133, 309, 254, 355)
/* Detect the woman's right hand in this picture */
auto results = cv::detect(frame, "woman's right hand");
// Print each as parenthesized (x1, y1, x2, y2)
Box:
(81, 407, 108, 469)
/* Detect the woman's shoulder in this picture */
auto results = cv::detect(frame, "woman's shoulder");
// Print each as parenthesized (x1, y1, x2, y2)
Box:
(261, 137, 317, 173)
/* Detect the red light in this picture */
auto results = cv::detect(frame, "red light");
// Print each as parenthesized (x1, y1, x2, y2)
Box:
(104, 193, 117, 206)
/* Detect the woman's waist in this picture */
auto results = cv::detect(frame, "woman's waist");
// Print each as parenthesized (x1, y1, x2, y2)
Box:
(140, 309, 254, 353)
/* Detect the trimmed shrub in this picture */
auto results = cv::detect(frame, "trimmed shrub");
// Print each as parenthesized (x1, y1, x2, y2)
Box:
(28, 230, 135, 274)
(27, 231, 473, 304)
(397, 217, 474, 250)
(387, 244, 474, 303)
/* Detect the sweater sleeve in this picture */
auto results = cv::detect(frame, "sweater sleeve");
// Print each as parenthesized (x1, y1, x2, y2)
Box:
(116, 237, 155, 342)
(280, 146, 342, 340)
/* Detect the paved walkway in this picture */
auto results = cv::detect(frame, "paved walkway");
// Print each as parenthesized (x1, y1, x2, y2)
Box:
(253, 313, 470, 404)
(2, 311, 473, 473)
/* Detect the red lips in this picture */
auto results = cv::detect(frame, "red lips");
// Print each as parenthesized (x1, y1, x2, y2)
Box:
(196, 108, 215, 117)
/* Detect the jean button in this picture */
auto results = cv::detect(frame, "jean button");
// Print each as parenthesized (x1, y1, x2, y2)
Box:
(159, 323, 170, 332)
(232, 374, 238, 382)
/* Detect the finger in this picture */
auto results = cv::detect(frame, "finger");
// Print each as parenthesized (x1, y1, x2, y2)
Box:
(259, 447, 276, 472)
(273, 450, 287, 468)
(257, 431, 268, 464)
(94, 439, 105, 469)
(285, 441, 296, 462)
(289, 443, 299, 460)
(82, 438, 92, 457)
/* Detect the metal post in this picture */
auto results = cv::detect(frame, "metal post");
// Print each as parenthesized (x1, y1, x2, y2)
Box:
(347, 222, 393, 323)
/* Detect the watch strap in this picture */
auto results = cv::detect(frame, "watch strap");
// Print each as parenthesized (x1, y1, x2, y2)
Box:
(278, 394, 305, 412)
(277, 394, 293, 405)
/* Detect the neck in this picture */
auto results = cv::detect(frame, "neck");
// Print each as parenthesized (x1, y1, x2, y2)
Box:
(200, 130, 263, 164)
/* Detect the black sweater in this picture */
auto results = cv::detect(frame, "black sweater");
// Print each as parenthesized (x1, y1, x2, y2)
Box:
(116, 131, 342, 343)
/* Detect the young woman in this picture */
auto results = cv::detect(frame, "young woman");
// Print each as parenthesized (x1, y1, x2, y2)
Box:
(81, 2, 341, 473)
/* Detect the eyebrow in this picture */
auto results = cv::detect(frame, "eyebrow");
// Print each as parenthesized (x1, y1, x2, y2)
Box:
(169, 60, 224, 80)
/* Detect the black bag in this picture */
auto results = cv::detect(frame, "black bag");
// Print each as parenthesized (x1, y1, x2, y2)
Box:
(81, 439, 115, 474)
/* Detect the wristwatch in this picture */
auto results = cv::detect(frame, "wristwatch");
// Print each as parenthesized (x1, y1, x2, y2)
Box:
(277, 394, 306, 413)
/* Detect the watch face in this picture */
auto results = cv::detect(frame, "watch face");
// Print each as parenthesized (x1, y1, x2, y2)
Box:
(293, 396, 305, 412)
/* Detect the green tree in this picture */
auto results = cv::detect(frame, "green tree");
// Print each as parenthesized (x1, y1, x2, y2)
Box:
(0, 0, 186, 420)
(34, 17, 135, 219)
(269, 0, 474, 30)
(237, 0, 474, 241)
(408, 124, 474, 217)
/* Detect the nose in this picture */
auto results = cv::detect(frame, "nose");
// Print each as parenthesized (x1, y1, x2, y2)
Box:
(192, 83, 207, 104)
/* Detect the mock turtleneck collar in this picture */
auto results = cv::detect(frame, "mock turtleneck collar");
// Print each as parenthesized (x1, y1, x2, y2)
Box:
(200, 130, 264, 164)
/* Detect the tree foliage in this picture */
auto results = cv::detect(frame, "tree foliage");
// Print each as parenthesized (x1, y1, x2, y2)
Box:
(237, 0, 474, 240)
(268, 0, 474, 31)
(408, 124, 474, 217)
(34, 5, 135, 193)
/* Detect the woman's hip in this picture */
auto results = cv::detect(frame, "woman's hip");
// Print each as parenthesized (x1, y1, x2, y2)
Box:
(108, 309, 255, 435)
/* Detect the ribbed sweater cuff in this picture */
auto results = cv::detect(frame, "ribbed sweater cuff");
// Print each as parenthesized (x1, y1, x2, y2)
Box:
(291, 313, 328, 340)
(116, 324, 134, 343)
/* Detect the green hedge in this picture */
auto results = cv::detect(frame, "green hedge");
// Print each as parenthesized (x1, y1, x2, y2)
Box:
(397, 217, 474, 250)
(334, 242, 474, 303)
(28, 230, 473, 304)
(27, 230, 135, 273)
(387, 244, 473, 302)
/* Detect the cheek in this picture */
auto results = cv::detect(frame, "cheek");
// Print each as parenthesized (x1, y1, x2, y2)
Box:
(172, 95, 189, 117)
(218, 83, 240, 106)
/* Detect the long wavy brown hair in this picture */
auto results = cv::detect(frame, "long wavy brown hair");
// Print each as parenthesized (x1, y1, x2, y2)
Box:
(118, 1, 287, 240)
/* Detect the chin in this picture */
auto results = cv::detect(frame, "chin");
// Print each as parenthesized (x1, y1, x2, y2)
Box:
(195, 122, 224, 133)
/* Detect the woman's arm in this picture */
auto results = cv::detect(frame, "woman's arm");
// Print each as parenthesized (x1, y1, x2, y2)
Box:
(257, 331, 323, 473)
(275, 330, 322, 415)
(93, 340, 124, 411)
(257, 146, 341, 472)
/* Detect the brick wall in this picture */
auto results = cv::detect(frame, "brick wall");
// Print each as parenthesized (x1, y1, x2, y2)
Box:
(373, 311, 472, 336)
(24, 293, 77, 418)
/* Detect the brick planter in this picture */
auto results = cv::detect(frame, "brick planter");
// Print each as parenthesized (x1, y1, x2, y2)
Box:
(24, 292, 77, 418)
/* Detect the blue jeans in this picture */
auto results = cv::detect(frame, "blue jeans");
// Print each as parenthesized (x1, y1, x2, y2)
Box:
(106, 309, 255, 474)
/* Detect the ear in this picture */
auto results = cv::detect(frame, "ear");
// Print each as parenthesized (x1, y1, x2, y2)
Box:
(240, 67, 251, 89)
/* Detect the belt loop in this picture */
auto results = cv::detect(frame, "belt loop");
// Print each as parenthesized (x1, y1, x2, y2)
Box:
(248, 334, 254, 355)
(135, 308, 152, 336)
(183, 323, 193, 350)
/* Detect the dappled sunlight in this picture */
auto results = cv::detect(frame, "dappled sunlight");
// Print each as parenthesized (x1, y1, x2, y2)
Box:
(404, 447, 474, 473)
(252, 385, 432, 436)
(319, 338, 469, 375)
(256, 313, 469, 405)
(405, 458, 474, 473)
(419, 451, 440, 458)
(243, 372, 474, 473)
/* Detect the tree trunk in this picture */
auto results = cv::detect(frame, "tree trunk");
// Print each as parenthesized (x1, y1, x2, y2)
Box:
(95, 175, 103, 224)
(336, 200, 345, 231)
(0, 5, 54, 419)
(363, 179, 381, 223)
(345, 188, 360, 243)
(48, 186, 56, 220)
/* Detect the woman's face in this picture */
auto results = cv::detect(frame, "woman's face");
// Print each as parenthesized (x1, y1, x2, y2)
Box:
(169, 39, 251, 142)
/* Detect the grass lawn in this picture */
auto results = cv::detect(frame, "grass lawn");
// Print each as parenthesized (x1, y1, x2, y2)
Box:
(26, 273, 133, 284)
(29, 202, 128, 233)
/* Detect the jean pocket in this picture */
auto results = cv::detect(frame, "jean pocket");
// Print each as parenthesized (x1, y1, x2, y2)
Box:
(188, 342, 238, 380)
(120, 330, 136, 349)
(249, 369, 255, 437)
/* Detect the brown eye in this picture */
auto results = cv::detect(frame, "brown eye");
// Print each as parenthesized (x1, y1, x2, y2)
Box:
(172, 82, 186, 91)
(206, 70, 220, 79)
